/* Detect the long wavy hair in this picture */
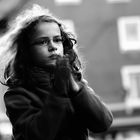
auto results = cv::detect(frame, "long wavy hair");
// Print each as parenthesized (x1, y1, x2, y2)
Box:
(2, 5, 82, 87)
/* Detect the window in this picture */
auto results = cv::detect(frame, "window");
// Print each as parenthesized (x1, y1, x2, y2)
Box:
(117, 16, 140, 52)
(62, 20, 75, 33)
(121, 65, 140, 107)
(0, 112, 12, 139)
(55, 0, 82, 5)
(106, 0, 131, 3)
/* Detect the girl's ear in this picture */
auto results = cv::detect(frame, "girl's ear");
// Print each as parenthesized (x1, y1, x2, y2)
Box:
(64, 49, 75, 63)
(63, 38, 77, 55)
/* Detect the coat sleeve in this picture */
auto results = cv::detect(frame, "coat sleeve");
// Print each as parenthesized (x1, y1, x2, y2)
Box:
(71, 80, 113, 133)
(4, 87, 71, 140)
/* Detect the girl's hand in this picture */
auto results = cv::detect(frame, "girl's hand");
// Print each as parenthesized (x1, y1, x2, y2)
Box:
(69, 74, 80, 93)
(53, 56, 71, 97)
(53, 56, 81, 97)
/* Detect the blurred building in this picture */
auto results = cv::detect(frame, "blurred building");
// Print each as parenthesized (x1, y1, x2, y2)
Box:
(1, 0, 140, 140)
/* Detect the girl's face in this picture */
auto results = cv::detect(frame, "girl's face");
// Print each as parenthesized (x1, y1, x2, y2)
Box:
(29, 22, 64, 66)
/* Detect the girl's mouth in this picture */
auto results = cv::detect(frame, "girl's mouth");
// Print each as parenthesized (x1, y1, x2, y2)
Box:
(49, 54, 60, 59)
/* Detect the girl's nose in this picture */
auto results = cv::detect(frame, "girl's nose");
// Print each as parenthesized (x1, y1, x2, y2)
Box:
(48, 41, 57, 52)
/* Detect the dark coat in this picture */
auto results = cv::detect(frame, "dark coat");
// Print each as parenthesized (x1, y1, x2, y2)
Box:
(4, 81, 113, 140)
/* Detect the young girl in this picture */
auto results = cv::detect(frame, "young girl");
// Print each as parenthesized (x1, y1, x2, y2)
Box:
(2, 4, 113, 140)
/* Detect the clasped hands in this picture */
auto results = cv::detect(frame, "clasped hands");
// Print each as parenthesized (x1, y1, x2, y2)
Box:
(47, 55, 81, 97)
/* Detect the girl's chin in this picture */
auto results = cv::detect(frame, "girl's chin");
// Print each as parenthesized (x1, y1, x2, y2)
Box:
(37, 60, 57, 72)
(47, 60, 56, 65)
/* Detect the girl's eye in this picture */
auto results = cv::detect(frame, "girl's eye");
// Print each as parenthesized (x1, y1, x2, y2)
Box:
(33, 39, 49, 46)
(54, 38, 63, 43)
(39, 40, 48, 45)
(31, 37, 63, 46)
